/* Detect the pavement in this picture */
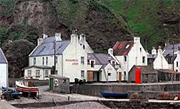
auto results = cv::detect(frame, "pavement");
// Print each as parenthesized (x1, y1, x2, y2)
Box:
(0, 100, 17, 109)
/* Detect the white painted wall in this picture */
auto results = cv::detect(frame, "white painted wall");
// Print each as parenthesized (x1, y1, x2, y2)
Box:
(29, 55, 54, 67)
(24, 67, 51, 80)
(114, 37, 147, 81)
(0, 64, 8, 87)
(101, 63, 117, 81)
(63, 34, 87, 82)
(174, 51, 180, 72)
(153, 47, 169, 69)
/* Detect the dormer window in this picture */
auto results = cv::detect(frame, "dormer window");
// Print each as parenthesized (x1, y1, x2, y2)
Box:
(111, 60, 115, 67)
(90, 60, 95, 68)
(87, 59, 90, 64)
(126, 44, 130, 48)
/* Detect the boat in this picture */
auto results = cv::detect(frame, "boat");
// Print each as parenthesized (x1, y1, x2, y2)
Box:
(100, 92, 128, 99)
(15, 81, 39, 97)
(1, 87, 22, 99)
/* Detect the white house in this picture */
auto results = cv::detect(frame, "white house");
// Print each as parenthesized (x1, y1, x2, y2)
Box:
(24, 32, 120, 82)
(163, 43, 180, 71)
(0, 48, 8, 87)
(87, 53, 120, 82)
(174, 50, 180, 72)
(153, 46, 169, 69)
(24, 32, 93, 82)
(112, 37, 147, 81)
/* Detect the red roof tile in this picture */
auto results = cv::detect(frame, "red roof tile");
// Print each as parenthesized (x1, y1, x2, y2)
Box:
(113, 41, 134, 56)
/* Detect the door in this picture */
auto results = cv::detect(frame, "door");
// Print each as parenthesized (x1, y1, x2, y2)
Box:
(119, 72, 122, 82)
(87, 71, 93, 82)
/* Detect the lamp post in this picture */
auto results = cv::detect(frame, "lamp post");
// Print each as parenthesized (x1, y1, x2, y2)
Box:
(53, 40, 57, 75)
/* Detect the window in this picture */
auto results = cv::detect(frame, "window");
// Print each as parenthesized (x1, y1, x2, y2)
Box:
(81, 57, 84, 65)
(176, 70, 178, 72)
(177, 61, 178, 67)
(126, 44, 130, 48)
(33, 58, 36, 65)
(81, 70, 85, 78)
(108, 73, 111, 76)
(142, 56, 145, 63)
(46, 57, 48, 65)
(83, 45, 85, 49)
(45, 70, 49, 77)
(111, 61, 115, 66)
(91, 60, 95, 68)
(124, 71, 126, 80)
(56, 56, 58, 63)
(36, 70, 40, 78)
(28, 70, 31, 77)
(42, 57, 44, 65)
(124, 56, 127, 62)
(87, 59, 90, 64)
(140, 48, 142, 52)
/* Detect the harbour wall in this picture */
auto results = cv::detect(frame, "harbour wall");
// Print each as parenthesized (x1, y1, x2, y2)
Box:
(75, 82, 180, 99)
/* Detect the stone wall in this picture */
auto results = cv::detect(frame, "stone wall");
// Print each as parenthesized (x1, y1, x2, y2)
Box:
(76, 82, 180, 99)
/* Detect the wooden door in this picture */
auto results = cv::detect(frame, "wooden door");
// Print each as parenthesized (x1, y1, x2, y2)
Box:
(119, 72, 122, 82)
(87, 71, 93, 82)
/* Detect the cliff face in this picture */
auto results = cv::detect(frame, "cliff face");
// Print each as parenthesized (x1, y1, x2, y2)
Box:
(0, 0, 132, 77)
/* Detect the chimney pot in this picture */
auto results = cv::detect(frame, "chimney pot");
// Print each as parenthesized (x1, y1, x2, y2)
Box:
(55, 33, 62, 41)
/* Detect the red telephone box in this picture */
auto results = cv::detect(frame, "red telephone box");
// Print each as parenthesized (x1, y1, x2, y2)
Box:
(135, 67, 141, 84)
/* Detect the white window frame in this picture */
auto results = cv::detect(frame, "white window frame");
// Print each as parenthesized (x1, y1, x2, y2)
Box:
(42, 57, 44, 65)
(28, 70, 32, 77)
(81, 56, 84, 65)
(33, 57, 36, 65)
(45, 70, 49, 77)
(46, 57, 48, 65)
(81, 70, 85, 78)
(36, 70, 40, 78)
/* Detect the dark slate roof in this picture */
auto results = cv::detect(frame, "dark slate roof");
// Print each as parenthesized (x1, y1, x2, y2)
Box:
(0, 48, 7, 64)
(163, 44, 180, 56)
(88, 53, 114, 65)
(113, 41, 134, 56)
(31, 37, 70, 56)
(131, 65, 157, 74)
(23, 65, 52, 69)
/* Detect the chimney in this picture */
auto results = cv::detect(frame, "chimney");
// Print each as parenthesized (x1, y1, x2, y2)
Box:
(165, 39, 170, 47)
(55, 33, 62, 41)
(37, 38, 43, 45)
(134, 37, 140, 43)
(151, 47, 157, 55)
(71, 31, 78, 44)
(158, 46, 163, 55)
(108, 48, 113, 55)
(43, 34, 48, 39)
